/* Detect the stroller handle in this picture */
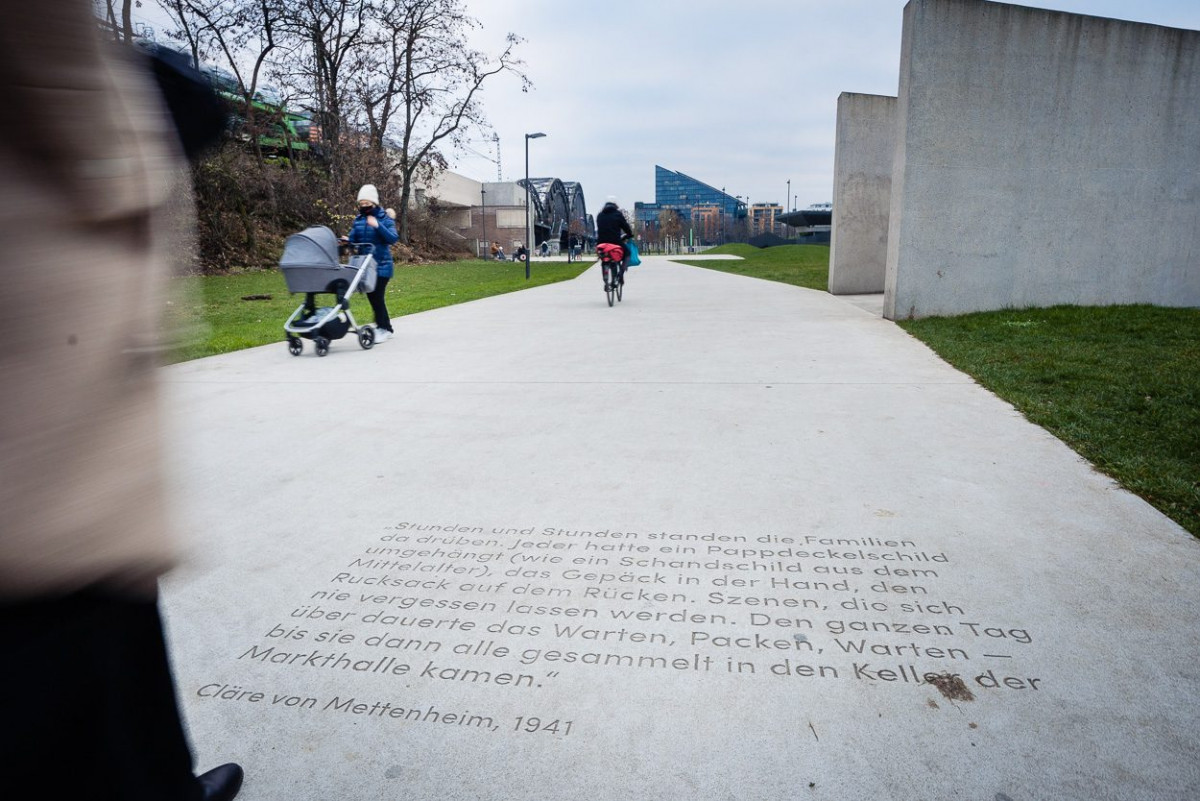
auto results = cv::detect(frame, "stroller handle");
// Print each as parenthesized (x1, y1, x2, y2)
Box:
(339, 239, 375, 254)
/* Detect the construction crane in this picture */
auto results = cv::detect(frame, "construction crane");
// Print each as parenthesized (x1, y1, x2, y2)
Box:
(463, 132, 502, 181)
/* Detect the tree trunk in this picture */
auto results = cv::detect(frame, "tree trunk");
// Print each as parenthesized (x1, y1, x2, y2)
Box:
(122, 0, 134, 41)
(397, 175, 413, 244)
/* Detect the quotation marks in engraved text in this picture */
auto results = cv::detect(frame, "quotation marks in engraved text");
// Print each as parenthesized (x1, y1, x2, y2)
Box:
(214, 522, 1047, 737)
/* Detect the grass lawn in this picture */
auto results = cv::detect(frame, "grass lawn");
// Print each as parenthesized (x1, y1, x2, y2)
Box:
(672, 243, 830, 291)
(164, 258, 589, 363)
(899, 305, 1200, 538)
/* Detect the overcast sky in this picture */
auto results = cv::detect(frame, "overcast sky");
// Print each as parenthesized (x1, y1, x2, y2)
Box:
(459, 0, 1200, 211)
(131, 0, 1200, 213)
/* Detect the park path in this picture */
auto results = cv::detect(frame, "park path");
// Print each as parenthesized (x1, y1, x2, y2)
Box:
(160, 255, 1200, 801)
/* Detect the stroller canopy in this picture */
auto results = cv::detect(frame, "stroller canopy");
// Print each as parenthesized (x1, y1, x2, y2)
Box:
(280, 226, 341, 269)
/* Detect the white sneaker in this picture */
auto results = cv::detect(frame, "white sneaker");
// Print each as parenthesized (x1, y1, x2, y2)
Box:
(374, 328, 392, 343)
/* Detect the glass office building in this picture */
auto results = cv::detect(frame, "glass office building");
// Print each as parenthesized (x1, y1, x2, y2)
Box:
(635, 166, 745, 227)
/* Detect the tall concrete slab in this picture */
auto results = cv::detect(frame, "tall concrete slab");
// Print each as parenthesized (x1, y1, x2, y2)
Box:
(884, 0, 1200, 320)
(829, 93, 897, 295)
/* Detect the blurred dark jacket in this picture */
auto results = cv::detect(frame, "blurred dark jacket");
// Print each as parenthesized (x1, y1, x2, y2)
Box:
(596, 202, 632, 246)
(0, 0, 184, 597)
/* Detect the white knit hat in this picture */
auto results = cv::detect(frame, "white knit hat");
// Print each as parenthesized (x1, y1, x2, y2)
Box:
(357, 184, 380, 206)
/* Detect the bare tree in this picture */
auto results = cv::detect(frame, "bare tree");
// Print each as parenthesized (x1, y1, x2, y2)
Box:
(95, 0, 137, 41)
(350, 5, 402, 151)
(285, 0, 371, 155)
(122, 0, 134, 40)
(384, 0, 528, 243)
(159, 0, 284, 130)
(568, 217, 588, 242)
(659, 209, 683, 253)
(142, 0, 530, 267)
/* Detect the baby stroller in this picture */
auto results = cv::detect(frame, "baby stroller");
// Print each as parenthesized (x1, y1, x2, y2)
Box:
(279, 225, 378, 357)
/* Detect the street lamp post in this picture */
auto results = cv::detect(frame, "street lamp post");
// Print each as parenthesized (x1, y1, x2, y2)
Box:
(480, 186, 486, 258)
(786, 179, 791, 241)
(524, 132, 546, 280)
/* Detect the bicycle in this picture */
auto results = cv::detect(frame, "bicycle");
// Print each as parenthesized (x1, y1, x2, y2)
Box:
(596, 242, 627, 307)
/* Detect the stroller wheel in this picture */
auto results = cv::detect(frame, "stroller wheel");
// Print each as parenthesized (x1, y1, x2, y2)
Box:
(359, 326, 375, 350)
(287, 337, 302, 356)
(315, 336, 330, 357)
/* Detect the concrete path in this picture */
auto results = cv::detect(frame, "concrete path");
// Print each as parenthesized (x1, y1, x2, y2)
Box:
(161, 255, 1200, 800)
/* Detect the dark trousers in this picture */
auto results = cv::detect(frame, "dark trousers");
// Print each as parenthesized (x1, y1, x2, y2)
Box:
(368, 275, 392, 331)
(0, 588, 202, 801)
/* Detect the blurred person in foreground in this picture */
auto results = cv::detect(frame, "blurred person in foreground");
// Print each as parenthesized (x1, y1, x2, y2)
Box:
(0, 1, 242, 798)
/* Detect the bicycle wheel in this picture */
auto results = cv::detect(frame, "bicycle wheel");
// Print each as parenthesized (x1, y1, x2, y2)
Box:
(603, 263, 615, 306)
(616, 274, 623, 303)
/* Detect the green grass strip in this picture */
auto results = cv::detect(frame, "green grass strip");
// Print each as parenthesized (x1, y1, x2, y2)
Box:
(164, 259, 589, 363)
(900, 305, 1200, 538)
(672, 243, 830, 291)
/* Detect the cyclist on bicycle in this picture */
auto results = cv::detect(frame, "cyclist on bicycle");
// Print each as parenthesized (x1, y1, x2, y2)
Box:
(595, 197, 634, 285)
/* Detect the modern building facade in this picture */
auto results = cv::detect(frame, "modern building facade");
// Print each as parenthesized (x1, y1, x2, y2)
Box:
(780, 203, 833, 245)
(748, 203, 785, 237)
(635, 165, 745, 245)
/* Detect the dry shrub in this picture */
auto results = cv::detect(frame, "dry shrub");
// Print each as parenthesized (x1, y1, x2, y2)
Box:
(188, 142, 463, 273)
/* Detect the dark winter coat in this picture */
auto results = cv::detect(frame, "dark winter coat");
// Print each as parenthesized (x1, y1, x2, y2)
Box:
(347, 206, 399, 278)
(596, 202, 633, 246)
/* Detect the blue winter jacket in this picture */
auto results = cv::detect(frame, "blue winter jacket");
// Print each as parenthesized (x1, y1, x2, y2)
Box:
(347, 206, 399, 278)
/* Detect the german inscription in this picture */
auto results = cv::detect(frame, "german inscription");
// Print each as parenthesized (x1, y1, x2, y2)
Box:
(194, 521, 1042, 736)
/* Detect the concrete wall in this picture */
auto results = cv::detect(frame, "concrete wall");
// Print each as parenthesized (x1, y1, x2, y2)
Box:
(884, 0, 1200, 319)
(416, 175, 527, 209)
(829, 93, 897, 295)
(482, 182, 527, 206)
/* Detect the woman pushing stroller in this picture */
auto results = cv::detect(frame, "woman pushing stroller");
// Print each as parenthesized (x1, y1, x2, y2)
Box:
(341, 184, 398, 342)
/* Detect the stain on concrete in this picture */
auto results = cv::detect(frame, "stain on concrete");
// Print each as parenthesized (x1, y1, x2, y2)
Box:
(926, 672, 975, 702)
